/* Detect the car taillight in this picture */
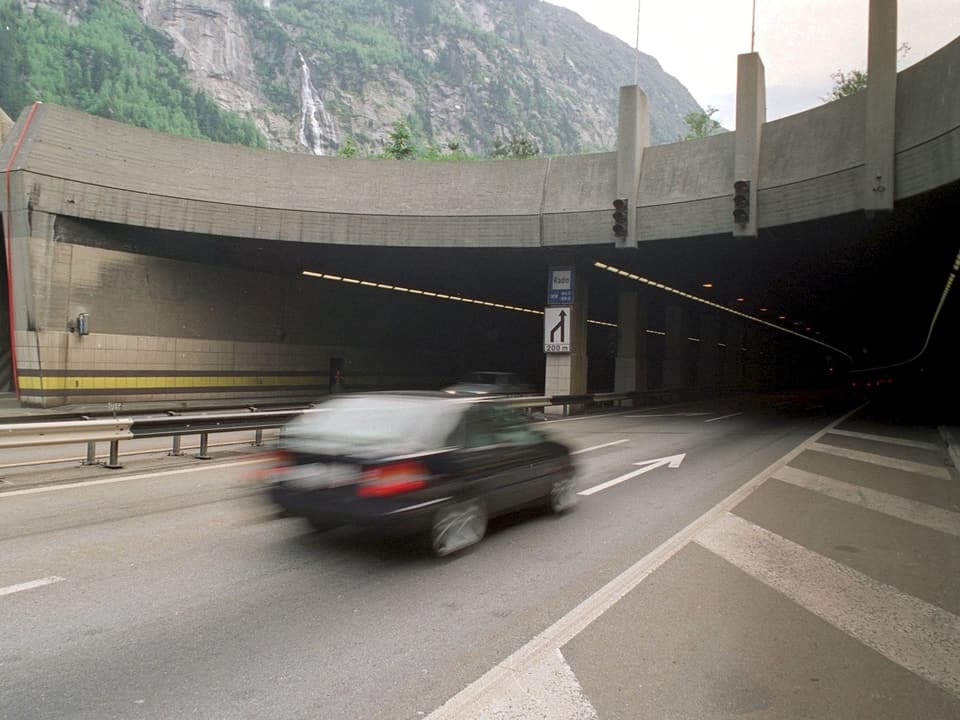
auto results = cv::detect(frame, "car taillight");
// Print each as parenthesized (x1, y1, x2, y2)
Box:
(356, 461, 430, 497)
(247, 450, 294, 483)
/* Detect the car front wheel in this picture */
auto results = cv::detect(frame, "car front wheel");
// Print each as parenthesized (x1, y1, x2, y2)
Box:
(430, 499, 487, 557)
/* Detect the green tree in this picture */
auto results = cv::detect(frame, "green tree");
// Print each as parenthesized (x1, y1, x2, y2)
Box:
(823, 43, 911, 102)
(383, 120, 416, 159)
(337, 136, 360, 157)
(491, 132, 539, 158)
(824, 68, 868, 101)
(681, 106, 722, 140)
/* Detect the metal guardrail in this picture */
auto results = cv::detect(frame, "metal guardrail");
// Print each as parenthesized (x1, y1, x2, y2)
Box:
(0, 390, 645, 470)
(0, 418, 133, 449)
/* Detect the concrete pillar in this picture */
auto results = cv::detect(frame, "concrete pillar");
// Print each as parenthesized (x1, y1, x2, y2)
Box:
(865, 0, 897, 212)
(733, 52, 766, 238)
(614, 291, 638, 393)
(697, 316, 720, 390)
(544, 269, 588, 414)
(663, 305, 686, 391)
(723, 322, 744, 389)
(616, 86, 650, 248)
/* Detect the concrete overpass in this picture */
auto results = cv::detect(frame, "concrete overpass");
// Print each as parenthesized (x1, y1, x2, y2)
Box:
(1, 3, 958, 408)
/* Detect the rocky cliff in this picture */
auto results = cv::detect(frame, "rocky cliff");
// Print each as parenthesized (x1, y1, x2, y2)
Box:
(12, 0, 705, 155)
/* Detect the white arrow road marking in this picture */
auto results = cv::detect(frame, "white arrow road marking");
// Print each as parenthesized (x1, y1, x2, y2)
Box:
(0, 576, 65, 598)
(578, 453, 686, 496)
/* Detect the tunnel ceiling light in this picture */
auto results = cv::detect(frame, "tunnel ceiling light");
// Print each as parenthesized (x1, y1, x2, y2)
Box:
(302, 269, 617, 327)
(593, 261, 852, 361)
(702, 282, 714, 288)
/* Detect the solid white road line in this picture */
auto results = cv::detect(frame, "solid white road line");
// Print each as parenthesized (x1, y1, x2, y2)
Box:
(424, 405, 865, 719)
(571, 439, 630, 455)
(775, 466, 960, 538)
(696, 512, 960, 697)
(623, 412, 711, 418)
(0, 458, 269, 499)
(827, 429, 942, 451)
(705, 412, 743, 423)
(809, 442, 952, 480)
(0, 576, 65, 598)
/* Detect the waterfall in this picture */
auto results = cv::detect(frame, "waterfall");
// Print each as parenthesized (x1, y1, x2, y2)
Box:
(297, 52, 338, 156)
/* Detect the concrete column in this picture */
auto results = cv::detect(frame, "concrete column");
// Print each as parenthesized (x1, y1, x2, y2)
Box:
(616, 86, 650, 248)
(544, 269, 588, 414)
(697, 316, 720, 390)
(614, 291, 638, 393)
(663, 305, 686, 391)
(733, 52, 766, 238)
(723, 322, 744, 389)
(865, 0, 897, 212)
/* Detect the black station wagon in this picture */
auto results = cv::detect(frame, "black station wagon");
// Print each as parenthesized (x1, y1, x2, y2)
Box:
(265, 392, 577, 556)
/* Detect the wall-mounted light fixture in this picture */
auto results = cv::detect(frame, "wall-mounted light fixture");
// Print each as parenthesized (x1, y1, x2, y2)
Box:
(67, 312, 89, 336)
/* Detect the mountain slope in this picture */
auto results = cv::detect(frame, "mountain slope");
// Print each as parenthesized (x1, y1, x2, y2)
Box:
(2, 0, 705, 155)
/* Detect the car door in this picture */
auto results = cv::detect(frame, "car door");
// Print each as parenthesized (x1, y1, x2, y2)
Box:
(450, 404, 535, 515)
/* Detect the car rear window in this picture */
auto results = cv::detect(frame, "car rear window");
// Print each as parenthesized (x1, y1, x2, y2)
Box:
(282, 395, 462, 452)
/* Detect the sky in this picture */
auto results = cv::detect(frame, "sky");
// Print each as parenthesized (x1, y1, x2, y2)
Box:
(548, 1, 960, 129)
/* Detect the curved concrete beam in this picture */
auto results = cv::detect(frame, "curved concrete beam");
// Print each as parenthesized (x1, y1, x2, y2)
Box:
(1, 39, 958, 249)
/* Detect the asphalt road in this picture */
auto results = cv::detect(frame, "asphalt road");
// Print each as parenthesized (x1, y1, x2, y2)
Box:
(2, 391, 955, 719)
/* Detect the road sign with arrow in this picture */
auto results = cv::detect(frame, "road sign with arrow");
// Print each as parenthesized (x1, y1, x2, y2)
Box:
(544, 306, 571, 353)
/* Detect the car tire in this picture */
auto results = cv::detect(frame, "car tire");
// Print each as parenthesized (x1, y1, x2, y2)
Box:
(430, 499, 487, 557)
(547, 474, 578, 514)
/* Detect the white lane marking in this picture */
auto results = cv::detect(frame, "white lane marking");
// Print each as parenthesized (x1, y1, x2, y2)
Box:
(424, 405, 865, 720)
(541, 409, 649, 426)
(624, 412, 711, 418)
(0, 576, 65, 598)
(705, 412, 742, 423)
(0, 458, 269, 499)
(578, 454, 685, 496)
(827, 429, 942, 451)
(810, 442, 952, 480)
(439, 648, 598, 720)
(696, 512, 960, 697)
(571, 439, 630, 455)
(774, 466, 960, 538)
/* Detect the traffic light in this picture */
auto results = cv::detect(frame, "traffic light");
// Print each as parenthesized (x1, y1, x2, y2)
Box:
(612, 198, 628, 238)
(733, 180, 750, 225)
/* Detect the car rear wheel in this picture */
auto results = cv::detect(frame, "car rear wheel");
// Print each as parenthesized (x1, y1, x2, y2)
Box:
(307, 516, 340, 532)
(430, 499, 487, 557)
(548, 474, 578, 514)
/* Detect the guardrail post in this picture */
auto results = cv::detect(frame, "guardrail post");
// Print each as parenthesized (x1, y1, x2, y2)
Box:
(104, 441, 122, 469)
(82, 442, 98, 466)
(253, 428, 263, 447)
(169, 435, 183, 457)
(196, 433, 211, 460)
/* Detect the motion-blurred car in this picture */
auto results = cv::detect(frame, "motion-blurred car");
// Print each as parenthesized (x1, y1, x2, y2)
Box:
(443, 371, 537, 397)
(264, 392, 576, 556)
